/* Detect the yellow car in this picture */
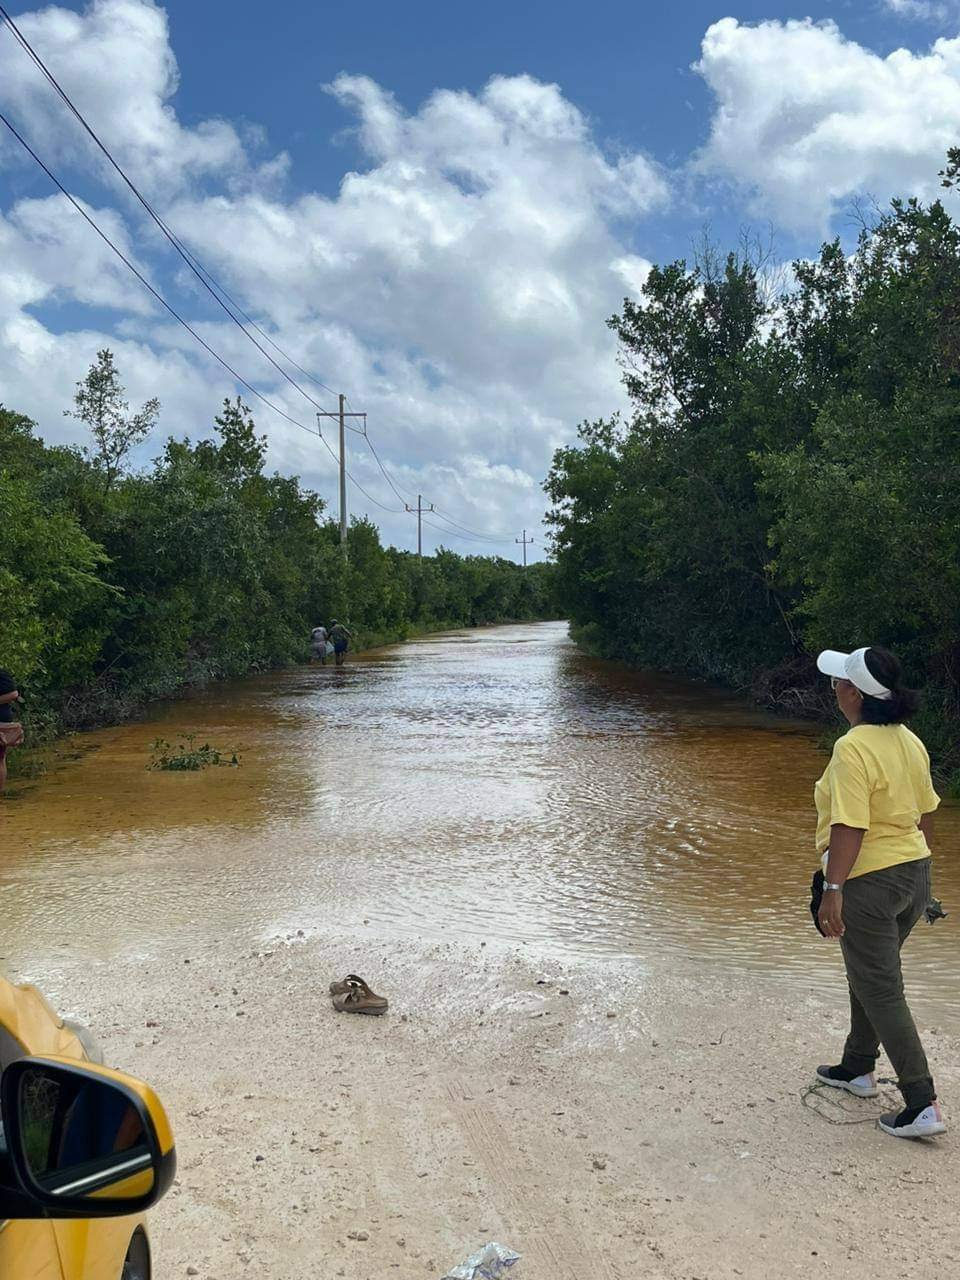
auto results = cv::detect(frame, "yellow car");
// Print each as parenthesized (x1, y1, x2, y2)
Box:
(0, 975, 175, 1279)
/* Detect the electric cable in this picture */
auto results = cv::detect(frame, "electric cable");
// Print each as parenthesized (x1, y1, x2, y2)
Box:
(313, 429, 404, 514)
(360, 422, 521, 542)
(349, 395, 519, 541)
(0, 10, 524, 545)
(0, 3, 341, 415)
(360, 429, 413, 507)
(420, 516, 515, 545)
(429, 507, 518, 543)
(0, 106, 336, 447)
(0, 105, 454, 527)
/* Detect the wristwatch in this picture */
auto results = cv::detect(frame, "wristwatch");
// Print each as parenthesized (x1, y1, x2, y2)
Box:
(823, 881, 844, 892)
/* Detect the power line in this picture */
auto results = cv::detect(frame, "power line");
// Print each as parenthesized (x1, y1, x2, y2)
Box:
(361, 425, 521, 544)
(352, 401, 507, 538)
(0, 106, 334, 447)
(0, 103, 521, 545)
(352, 400, 518, 541)
(0, 102, 471, 532)
(420, 516, 515, 546)
(357, 410, 523, 543)
(0, 3, 340, 415)
(0, 101, 393, 531)
(0, 7, 528, 549)
(313, 429, 404, 515)
(429, 507, 517, 543)
(360, 428, 413, 506)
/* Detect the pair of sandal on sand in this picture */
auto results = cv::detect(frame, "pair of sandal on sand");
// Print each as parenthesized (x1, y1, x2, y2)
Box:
(329, 974, 388, 1016)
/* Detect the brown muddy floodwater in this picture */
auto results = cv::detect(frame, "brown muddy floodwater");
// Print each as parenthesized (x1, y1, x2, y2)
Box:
(1, 621, 958, 1018)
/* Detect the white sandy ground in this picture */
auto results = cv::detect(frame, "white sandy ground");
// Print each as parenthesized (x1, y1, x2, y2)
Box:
(41, 934, 960, 1280)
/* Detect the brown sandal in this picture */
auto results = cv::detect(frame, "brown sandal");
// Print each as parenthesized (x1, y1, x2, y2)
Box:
(329, 973, 368, 996)
(330, 975, 389, 1016)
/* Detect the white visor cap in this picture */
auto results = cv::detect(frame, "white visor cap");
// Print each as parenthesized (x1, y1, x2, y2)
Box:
(816, 647, 892, 700)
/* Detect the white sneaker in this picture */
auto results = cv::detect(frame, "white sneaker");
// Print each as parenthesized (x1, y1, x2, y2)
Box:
(878, 1102, 946, 1139)
(816, 1064, 879, 1098)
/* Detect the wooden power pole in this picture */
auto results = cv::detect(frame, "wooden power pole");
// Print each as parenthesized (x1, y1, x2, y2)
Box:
(405, 493, 435, 560)
(516, 529, 534, 567)
(317, 395, 366, 555)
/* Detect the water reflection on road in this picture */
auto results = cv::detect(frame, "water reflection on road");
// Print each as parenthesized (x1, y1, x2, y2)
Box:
(2, 622, 957, 1017)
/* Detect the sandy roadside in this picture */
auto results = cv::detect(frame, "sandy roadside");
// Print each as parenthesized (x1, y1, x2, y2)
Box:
(49, 933, 959, 1280)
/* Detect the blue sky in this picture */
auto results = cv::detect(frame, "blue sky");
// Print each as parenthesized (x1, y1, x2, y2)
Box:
(161, 0, 955, 252)
(1, 0, 959, 556)
(168, 2, 907, 165)
(161, 0, 949, 261)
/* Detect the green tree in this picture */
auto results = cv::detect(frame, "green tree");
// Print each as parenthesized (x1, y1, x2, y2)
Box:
(0, 408, 111, 706)
(2, 385, 556, 749)
(546, 185, 960, 782)
(547, 248, 797, 678)
(66, 349, 159, 492)
(759, 197, 960, 758)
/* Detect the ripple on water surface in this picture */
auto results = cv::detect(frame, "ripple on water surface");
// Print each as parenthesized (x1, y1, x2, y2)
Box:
(2, 621, 957, 1023)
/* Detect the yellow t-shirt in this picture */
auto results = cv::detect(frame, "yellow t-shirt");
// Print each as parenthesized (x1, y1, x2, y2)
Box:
(814, 723, 939, 878)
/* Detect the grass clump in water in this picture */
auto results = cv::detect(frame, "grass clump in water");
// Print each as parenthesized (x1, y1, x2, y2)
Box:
(148, 734, 240, 772)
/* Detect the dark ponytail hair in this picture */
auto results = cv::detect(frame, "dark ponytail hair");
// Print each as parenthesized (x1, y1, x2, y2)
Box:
(860, 646, 921, 724)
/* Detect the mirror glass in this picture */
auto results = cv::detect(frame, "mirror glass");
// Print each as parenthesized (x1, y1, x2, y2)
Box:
(18, 1065, 154, 1200)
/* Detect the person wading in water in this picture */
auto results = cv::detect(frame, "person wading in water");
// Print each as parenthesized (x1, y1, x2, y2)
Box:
(310, 623, 329, 665)
(812, 645, 945, 1139)
(329, 620, 352, 667)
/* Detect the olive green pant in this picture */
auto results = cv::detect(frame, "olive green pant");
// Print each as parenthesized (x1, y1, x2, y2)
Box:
(839, 857, 935, 1108)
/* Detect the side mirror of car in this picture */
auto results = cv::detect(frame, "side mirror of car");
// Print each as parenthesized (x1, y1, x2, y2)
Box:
(0, 1055, 176, 1219)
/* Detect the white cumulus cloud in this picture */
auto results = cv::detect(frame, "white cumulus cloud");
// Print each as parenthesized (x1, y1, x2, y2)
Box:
(0, 0, 285, 195)
(694, 17, 960, 231)
(0, 194, 154, 316)
(884, 0, 960, 23)
(0, 0, 667, 553)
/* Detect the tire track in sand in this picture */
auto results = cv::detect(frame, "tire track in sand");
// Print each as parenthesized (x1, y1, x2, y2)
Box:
(443, 1076, 619, 1280)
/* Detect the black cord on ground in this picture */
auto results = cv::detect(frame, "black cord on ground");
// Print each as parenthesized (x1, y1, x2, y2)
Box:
(799, 1081, 899, 1125)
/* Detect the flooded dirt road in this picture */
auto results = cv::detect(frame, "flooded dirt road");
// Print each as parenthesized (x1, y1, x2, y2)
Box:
(2, 621, 958, 1018)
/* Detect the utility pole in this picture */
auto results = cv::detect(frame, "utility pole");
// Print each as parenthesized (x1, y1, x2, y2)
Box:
(405, 493, 435, 560)
(338, 393, 347, 552)
(317, 396, 366, 556)
(516, 529, 534, 567)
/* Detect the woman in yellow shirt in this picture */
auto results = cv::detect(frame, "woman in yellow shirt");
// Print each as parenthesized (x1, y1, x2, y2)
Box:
(813, 645, 945, 1139)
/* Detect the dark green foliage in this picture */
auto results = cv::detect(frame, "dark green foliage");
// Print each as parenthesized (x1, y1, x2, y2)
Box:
(546, 191, 960, 787)
(148, 735, 240, 771)
(2, 376, 557, 748)
(941, 147, 960, 190)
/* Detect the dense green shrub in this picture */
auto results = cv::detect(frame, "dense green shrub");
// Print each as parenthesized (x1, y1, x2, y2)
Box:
(546, 193, 960, 787)
(1, 383, 556, 744)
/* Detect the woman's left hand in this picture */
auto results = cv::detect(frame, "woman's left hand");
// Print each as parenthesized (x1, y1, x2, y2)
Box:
(818, 889, 845, 939)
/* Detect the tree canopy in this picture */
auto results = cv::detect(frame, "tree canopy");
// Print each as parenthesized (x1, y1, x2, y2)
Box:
(1, 370, 556, 742)
(546, 188, 960, 786)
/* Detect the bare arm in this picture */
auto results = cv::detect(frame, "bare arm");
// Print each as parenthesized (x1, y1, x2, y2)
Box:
(0, 688, 20, 707)
(819, 823, 865, 939)
(825, 824, 865, 885)
(919, 812, 934, 852)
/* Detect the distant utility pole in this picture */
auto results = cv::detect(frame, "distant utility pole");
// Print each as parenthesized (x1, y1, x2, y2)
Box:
(317, 395, 365, 555)
(405, 493, 435, 560)
(516, 529, 534, 567)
